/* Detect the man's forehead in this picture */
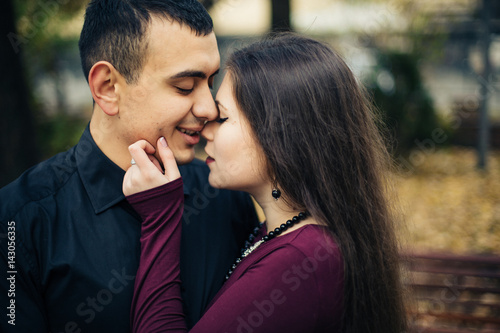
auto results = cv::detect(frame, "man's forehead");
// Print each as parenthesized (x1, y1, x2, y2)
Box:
(147, 19, 217, 52)
(146, 44, 218, 76)
(147, 15, 213, 41)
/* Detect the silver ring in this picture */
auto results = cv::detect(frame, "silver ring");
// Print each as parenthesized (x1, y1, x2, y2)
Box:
(131, 158, 136, 165)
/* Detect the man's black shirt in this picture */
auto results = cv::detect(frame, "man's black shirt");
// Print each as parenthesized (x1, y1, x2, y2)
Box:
(0, 125, 258, 332)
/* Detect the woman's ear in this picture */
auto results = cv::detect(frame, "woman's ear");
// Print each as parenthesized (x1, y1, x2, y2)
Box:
(88, 61, 122, 116)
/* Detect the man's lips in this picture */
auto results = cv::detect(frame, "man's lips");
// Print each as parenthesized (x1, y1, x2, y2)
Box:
(176, 126, 202, 145)
(176, 127, 202, 136)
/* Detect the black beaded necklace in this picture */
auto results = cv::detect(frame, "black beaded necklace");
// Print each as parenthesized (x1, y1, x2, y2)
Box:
(225, 211, 309, 281)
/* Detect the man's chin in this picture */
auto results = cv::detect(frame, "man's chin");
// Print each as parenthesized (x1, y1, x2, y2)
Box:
(172, 149, 195, 166)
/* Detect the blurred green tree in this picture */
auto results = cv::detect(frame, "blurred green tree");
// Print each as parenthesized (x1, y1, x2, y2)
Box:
(367, 51, 444, 154)
(0, 0, 87, 187)
(355, 0, 480, 155)
(0, 0, 39, 187)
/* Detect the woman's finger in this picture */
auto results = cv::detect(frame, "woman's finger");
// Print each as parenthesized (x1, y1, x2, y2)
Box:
(123, 138, 179, 196)
(128, 140, 156, 170)
(157, 137, 181, 181)
(141, 140, 157, 155)
(148, 155, 163, 173)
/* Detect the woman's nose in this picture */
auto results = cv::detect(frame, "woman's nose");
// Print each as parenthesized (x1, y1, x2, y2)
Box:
(201, 120, 216, 141)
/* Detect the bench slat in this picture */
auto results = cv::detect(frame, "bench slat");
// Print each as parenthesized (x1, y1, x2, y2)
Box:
(404, 252, 500, 333)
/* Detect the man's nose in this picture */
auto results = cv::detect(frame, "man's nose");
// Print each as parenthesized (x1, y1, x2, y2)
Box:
(192, 86, 218, 122)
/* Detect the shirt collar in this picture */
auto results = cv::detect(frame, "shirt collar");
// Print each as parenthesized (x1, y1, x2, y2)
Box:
(76, 125, 126, 214)
(76, 124, 190, 214)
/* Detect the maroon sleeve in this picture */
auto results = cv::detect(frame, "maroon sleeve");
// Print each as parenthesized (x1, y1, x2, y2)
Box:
(127, 178, 187, 333)
(127, 190, 342, 333)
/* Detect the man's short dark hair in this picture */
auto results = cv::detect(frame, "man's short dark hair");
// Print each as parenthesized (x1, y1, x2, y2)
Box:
(78, 0, 213, 84)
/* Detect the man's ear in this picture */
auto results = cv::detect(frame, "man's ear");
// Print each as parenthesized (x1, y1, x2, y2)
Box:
(88, 61, 122, 116)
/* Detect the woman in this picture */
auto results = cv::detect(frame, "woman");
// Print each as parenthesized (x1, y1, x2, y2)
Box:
(124, 33, 408, 332)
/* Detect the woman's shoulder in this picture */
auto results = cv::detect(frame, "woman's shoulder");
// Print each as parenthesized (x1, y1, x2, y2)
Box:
(254, 224, 344, 328)
(250, 224, 343, 288)
(281, 224, 342, 262)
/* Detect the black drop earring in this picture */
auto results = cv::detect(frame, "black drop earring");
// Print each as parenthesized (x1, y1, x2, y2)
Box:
(272, 189, 281, 200)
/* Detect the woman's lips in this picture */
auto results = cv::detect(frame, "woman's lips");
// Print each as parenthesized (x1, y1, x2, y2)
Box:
(206, 156, 215, 164)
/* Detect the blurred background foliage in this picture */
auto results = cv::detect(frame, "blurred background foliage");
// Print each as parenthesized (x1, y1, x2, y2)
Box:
(13, 0, 90, 156)
(367, 51, 445, 154)
(395, 147, 500, 254)
(1, 0, 499, 254)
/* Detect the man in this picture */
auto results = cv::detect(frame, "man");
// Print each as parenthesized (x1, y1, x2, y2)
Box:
(0, 1, 258, 332)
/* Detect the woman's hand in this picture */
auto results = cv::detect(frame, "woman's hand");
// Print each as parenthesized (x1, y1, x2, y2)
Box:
(123, 137, 181, 196)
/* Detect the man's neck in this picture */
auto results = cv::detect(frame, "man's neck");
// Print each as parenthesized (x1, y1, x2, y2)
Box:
(89, 116, 130, 171)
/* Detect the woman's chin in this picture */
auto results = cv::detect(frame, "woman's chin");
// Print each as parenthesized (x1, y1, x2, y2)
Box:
(207, 174, 223, 189)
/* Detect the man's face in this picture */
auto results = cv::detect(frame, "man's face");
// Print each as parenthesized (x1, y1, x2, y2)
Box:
(117, 17, 220, 165)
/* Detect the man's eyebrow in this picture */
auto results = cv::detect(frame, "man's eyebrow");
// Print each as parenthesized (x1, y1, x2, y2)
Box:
(169, 70, 206, 80)
(169, 69, 219, 80)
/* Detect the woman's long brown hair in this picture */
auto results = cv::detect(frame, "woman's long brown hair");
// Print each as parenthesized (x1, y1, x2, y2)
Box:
(226, 33, 408, 332)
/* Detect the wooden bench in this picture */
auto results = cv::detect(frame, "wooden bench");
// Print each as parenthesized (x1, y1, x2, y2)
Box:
(404, 252, 500, 333)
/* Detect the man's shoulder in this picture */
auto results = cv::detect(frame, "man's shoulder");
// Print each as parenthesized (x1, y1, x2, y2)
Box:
(0, 147, 78, 219)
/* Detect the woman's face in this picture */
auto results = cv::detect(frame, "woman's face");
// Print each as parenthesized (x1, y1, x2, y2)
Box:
(201, 74, 268, 194)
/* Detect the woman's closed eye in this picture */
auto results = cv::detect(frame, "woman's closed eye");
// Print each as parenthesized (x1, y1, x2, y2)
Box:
(215, 117, 228, 124)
